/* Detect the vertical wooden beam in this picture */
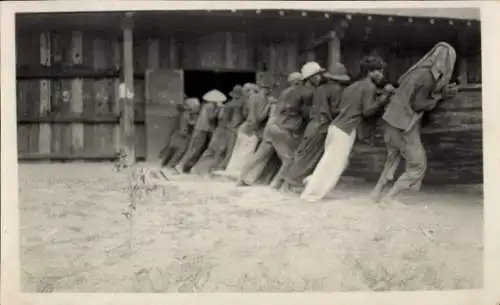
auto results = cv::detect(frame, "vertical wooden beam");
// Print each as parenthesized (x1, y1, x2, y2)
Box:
(92, 37, 114, 155)
(286, 37, 298, 72)
(112, 36, 122, 154)
(457, 35, 469, 85)
(147, 38, 160, 70)
(268, 42, 277, 71)
(168, 36, 178, 69)
(50, 33, 62, 154)
(224, 31, 234, 69)
(306, 31, 316, 62)
(458, 58, 468, 85)
(327, 31, 341, 72)
(121, 13, 135, 165)
(70, 30, 84, 155)
(306, 50, 315, 61)
(39, 31, 52, 155)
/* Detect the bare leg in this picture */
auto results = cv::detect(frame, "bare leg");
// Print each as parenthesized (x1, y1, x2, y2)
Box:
(370, 150, 401, 203)
(175, 131, 207, 174)
(166, 136, 190, 168)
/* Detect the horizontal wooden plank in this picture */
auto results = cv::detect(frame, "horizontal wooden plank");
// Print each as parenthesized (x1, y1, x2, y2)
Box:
(421, 124, 482, 134)
(19, 152, 119, 160)
(17, 115, 146, 124)
(17, 65, 119, 79)
(17, 66, 148, 80)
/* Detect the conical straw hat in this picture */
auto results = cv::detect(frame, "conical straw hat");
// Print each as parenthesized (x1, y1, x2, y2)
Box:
(202, 89, 227, 104)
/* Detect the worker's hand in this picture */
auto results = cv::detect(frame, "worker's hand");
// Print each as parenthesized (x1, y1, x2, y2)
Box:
(383, 83, 396, 93)
(442, 83, 459, 99)
(424, 99, 439, 111)
(268, 96, 278, 103)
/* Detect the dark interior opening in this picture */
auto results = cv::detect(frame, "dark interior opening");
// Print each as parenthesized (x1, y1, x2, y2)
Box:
(184, 70, 256, 101)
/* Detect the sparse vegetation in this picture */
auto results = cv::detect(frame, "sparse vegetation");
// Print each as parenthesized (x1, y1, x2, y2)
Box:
(19, 163, 483, 292)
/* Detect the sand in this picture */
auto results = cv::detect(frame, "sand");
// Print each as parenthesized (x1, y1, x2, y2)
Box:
(19, 163, 483, 292)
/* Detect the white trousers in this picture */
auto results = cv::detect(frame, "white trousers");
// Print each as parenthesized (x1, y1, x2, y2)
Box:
(300, 124, 356, 202)
(223, 123, 259, 177)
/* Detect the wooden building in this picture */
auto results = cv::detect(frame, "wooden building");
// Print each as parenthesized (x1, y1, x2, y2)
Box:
(15, 9, 482, 184)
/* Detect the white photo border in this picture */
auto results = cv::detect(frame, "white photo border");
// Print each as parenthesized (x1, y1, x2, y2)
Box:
(2, 1, 499, 305)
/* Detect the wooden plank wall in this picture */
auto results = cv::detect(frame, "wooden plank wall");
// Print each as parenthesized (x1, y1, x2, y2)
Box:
(17, 30, 123, 160)
(17, 29, 299, 160)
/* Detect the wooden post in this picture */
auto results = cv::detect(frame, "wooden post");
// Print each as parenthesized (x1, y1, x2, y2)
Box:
(268, 42, 277, 71)
(286, 37, 298, 73)
(458, 35, 469, 85)
(121, 13, 135, 165)
(112, 37, 122, 154)
(224, 31, 234, 69)
(92, 37, 114, 155)
(168, 36, 178, 69)
(70, 31, 84, 155)
(147, 38, 160, 70)
(327, 31, 341, 71)
(458, 59, 468, 85)
(306, 32, 316, 62)
(39, 32, 52, 156)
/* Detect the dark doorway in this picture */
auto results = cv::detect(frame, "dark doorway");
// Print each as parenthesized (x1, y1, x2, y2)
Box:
(184, 70, 256, 101)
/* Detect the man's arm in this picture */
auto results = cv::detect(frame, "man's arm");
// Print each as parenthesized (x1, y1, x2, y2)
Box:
(361, 86, 389, 117)
(410, 72, 438, 112)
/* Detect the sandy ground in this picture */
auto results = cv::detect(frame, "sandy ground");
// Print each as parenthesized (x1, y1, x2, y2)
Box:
(19, 163, 483, 293)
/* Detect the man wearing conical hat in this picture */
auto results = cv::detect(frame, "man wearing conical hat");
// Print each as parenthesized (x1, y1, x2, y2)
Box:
(161, 97, 201, 168)
(175, 89, 227, 174)
(235, 71, 303, 186)
(370, 42, 459, 205)
(301, 56, 392, 202)
(192, 85, 245, 175)
(263, 61, 323, 190)
(281, 63, 351, 193)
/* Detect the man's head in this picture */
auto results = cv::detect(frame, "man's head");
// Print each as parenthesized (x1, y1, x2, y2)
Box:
(257, 75, 274, 95)
(359, 56, 386, 84)
(185, 98, 201, 113)
(243, 83, 259, 97)
(300, 61, 325, 86)
(229, 85, 243, 99)
(287, 72, 302, 86)
(398, 42, 457, 93)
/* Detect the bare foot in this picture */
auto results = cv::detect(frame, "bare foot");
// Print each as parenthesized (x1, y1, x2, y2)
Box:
(236, 180, 250, 187)
(174, 165, 184, 175)
(269, 182, 282, 190)
(369, 191, 383, 204)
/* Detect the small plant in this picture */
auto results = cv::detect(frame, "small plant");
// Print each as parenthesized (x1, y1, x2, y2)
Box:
(114, 158, 171, 251)
(113, 149, 129, 172)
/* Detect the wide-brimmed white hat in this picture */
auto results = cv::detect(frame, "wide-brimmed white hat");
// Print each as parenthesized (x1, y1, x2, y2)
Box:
(301, 61, 325, 80)
(287, 72, 302, 83)
(185, 97, 201, 111)
(323, 63, 351, 82)
(202, 89, 227, 104)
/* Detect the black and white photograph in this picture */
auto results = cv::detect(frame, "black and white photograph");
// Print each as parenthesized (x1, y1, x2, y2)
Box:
(2, 1, 496, 300)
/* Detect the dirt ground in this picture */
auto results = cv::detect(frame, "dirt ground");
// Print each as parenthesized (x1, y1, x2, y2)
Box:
(18, 163, 483, 293)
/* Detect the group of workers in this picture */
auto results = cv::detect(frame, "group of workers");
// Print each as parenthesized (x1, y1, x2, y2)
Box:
(158, 41, 459, 204)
